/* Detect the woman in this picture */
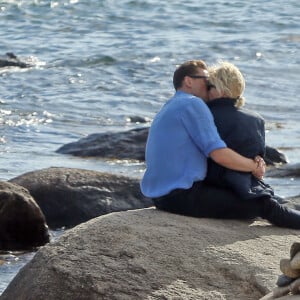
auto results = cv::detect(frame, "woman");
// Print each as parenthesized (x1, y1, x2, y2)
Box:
(205, 61, 300, 228)
(206, 61, 271, 199)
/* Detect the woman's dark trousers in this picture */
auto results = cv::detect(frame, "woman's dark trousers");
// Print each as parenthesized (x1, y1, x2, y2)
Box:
(153, 181, 300, 229)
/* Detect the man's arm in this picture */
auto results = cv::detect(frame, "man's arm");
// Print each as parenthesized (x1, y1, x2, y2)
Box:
(210, 148, 265, 179)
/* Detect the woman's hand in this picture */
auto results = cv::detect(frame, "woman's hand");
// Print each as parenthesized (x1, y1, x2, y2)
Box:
(252, 155, 266, 180)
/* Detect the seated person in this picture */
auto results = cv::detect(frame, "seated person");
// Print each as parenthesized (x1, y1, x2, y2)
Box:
(141, 59, 300, 229)
(205, 61, 274, 200)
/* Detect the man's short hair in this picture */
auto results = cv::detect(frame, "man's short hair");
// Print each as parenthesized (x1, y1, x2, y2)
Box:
(173, 60, 207, 90)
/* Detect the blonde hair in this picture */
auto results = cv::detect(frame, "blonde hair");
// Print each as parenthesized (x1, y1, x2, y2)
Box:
(208, 61, 246, 108)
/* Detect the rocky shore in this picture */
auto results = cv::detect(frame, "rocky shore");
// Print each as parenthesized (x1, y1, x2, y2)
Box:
(2, 207, 300, 300)
(0, 128, 299, 299)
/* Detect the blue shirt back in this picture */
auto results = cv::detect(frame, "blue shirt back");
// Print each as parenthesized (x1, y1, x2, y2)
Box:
(141, 91, 226, 198)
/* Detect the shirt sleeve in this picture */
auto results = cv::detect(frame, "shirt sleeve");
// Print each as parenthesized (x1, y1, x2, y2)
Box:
(180, 98, 227, 157)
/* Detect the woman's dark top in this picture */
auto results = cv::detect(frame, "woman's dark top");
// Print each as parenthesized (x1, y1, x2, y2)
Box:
(206, 98, 274, 200)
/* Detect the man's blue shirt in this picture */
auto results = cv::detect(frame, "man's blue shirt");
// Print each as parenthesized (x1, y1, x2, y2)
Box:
(140, 91, 226, 198)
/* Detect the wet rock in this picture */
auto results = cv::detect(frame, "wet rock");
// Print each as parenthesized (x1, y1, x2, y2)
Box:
(266, 163, 300, 178)
(9, 167, 152, 229)
(0, 52, 32, 68)
(265, 146, 288, 165)
(56, 127, 288, 166)
(56, 127, 148, 160)
(0, 181, 49, 251)
(125, 116, 150, 123)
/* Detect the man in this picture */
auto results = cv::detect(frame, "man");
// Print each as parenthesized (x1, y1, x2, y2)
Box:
(140, 60, 265, 218)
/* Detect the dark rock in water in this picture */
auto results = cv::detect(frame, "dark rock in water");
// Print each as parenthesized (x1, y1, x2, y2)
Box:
(56, 127, 148, 160)
(266, 163, 300, 178)
(126, 116, 150, 123)
(56, 127, 289, 167)
(0, 52, 32, 68)
(0, 181, 49, 251)
(265, 145, 288, 165)
(9, 167, 153, 229)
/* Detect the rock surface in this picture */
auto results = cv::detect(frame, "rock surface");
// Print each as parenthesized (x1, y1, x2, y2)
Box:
(2, 208, 300, 300)
(265, 146, 288, 166)
(266, 163, 300, 178)
(0, 181, 49, 250)
(0, 52, 32, 68)
(56, 127, 148, 160)
(56, 127, 289, 166)
(9, 167, 152, 229)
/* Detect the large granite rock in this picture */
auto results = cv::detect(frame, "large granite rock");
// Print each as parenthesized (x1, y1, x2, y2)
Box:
(9, 167, 152, 229)
(56, 127, 289, 166)
(1, 208, 300, 300)
(0, 181, 49, 251)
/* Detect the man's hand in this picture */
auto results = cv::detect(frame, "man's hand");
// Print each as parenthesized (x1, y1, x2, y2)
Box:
(252, 155, 266, 180)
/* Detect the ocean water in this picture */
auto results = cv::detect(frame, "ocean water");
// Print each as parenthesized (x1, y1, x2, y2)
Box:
(0, 0, 299, 294)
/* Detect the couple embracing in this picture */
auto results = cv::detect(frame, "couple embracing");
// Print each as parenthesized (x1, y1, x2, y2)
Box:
(140, 59, 300, 229)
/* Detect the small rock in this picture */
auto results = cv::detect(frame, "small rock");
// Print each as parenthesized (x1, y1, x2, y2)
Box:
(276, 274, 295, 287)
(290, 242, 300, 259)
(290, 277, 300, 295)
(291, 252, 300, 270)
(280, 259, 300, 278)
